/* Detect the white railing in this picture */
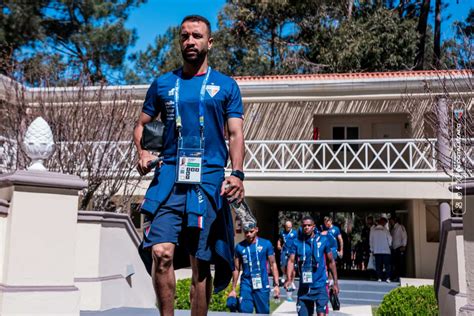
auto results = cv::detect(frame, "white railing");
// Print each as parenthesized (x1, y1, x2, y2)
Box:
(242, 139, 439, 173)
(1, 138, 473, 176)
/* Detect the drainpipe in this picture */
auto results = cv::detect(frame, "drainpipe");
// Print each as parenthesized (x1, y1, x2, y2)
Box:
(436, 96, 451, 236)
(439, 202, 451, 229)
(436, 96, 450, 171)
(452, 181, 474, 315)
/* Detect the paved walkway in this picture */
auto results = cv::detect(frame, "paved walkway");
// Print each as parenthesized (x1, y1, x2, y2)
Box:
(82, 303, 373, 316)
(272, 299, 373, 315)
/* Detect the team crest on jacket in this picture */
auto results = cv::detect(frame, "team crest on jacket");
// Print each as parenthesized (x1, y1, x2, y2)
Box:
(206, 85, 220, 97)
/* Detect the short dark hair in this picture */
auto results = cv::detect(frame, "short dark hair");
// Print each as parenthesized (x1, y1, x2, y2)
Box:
(301, 216, 314, 224)
(181, 15, 212, 36)
(324, 216, 332, 222)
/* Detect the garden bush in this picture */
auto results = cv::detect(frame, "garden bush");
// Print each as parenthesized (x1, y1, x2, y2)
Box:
(377, 285, 438, 316)
(175, 278, 238, 312)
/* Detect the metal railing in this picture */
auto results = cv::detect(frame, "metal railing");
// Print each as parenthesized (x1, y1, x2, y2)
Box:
(2, 137, 473, 176)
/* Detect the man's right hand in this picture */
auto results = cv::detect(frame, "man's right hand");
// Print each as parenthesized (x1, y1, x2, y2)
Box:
(283, 280, 291, 290)
(137, 151, 157, 176)
(228, 290, 237, 298)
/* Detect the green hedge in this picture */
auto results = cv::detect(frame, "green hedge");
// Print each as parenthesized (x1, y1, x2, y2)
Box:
(175, 278, 238, 312)
(377, 285, 438, 316)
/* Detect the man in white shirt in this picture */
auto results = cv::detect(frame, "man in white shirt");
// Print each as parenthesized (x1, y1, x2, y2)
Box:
(370, 217, 392, 283)
(389, 215, 407, 282)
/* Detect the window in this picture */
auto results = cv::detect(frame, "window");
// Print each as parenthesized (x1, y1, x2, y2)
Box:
(332, 126, 359, 151)
(426, 204, 440, 243)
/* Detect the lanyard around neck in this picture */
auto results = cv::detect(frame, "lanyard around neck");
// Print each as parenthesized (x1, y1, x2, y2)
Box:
(247, 238, 261, 273)
(174, 67, 211, 138)
(302, 235, 320, 265)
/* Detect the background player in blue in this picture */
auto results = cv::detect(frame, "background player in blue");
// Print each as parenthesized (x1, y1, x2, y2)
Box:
(285, 216, 339, 316)
(277, 220, 297, 290)
(228, 223, 280, 314)
(323, 216, 344, 259)
(133, 15, 245, 316)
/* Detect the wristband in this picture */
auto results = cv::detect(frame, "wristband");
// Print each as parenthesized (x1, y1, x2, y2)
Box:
(231, 170, 245, 181)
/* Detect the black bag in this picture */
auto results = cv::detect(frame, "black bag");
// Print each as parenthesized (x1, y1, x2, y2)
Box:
(330, 288, 340, 311)
(141, 120, 165, 152)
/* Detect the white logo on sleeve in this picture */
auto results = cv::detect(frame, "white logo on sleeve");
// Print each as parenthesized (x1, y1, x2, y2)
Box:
(205, 85, 220, 97)
(168, 88, 175, 96)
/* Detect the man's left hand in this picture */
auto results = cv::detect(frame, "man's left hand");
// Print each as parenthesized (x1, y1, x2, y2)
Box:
(220, 176, 244, 203)
(332, 283, 340, 295)
(273, 286, 280, 298)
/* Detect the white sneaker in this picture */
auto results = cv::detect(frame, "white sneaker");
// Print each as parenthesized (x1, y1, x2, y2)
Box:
(378, 279, 382, 282)
(386, 279, 391, 283)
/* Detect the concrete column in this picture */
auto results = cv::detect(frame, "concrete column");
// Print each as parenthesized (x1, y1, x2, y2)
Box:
(455, 180, 474, 315)
(0, 170, 86, 315)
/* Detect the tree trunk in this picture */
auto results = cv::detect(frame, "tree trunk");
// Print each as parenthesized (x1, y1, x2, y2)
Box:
(347, 0, 353, 20)
(433, 0, 442, 68)
(414, 0, 431, 70)
(271, 24, 276, 72)
(398, 0, 407, 18)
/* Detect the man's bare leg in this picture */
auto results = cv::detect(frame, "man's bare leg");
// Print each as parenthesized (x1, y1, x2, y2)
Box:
(152, 243, 176, 316)
(190, 255, 212, 316)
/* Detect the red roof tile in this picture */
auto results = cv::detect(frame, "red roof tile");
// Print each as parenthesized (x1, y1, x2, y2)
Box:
(234, 69, 473, 81)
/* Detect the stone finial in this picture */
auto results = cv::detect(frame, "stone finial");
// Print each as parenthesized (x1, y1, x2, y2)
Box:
(22, 117, 55, 171)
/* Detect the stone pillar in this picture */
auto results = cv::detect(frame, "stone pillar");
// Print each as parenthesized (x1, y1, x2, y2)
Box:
(0, 170, 86, 315)
(455, 180, 474, 315)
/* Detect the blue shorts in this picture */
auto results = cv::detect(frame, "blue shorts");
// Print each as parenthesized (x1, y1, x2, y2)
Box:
(142, 184, 216, 261)
(239, 286, 270, 314)
(297, 286, 329, 315)
(280, 251, 289, 269)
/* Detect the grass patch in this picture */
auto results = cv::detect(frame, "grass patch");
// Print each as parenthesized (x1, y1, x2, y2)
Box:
(270, 298, 284, 313)
(372, 305, 379, 315)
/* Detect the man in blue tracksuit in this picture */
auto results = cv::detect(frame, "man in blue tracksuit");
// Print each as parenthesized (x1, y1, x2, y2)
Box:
(277, 220, 297, 287)
(323, 216, 343, 260)
(285, 216, 339, 316)
(134, 15, 245, 316)
(229, 223, 280, 314)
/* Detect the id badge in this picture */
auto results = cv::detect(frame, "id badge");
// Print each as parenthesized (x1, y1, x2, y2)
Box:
(302, 270, 313, 284)
(251, 273, 263, 290)
(176, 136, 204, 184)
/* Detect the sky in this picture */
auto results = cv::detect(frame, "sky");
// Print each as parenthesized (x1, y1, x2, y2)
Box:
(126, 0, 226, 54)
(125, 0, 473, 55)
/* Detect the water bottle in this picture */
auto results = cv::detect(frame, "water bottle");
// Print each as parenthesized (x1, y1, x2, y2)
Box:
(228, 198, 257, 226)
(271, 288, 280, 304)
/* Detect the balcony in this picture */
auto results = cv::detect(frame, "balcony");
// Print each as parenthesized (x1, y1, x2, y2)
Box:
(1, 137, 472, 180)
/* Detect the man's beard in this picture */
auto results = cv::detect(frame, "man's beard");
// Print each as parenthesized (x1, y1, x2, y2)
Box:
(181, 48, 208, 64)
